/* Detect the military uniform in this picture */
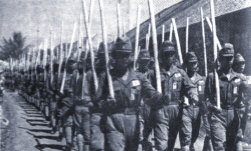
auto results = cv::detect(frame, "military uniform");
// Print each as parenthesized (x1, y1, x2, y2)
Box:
(180, 52, 205, 151)
(233, 53, 250, 151)
(154, 41, 198, 151)
(58, 59, 76, 150)
(137, 49, 155, 150)
(205, 44, 249, 151)
(102, 37, 163, 151)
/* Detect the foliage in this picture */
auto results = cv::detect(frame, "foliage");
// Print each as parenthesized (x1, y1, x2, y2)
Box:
(0, 32, 30, 60)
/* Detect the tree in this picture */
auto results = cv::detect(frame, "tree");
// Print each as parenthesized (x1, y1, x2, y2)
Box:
(0, 32, 30, 60)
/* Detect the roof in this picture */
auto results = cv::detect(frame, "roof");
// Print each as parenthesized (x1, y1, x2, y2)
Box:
(126, 0, 251, 41)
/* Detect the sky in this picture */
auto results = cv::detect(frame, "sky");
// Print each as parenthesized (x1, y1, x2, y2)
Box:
(0, 0, 182, 48)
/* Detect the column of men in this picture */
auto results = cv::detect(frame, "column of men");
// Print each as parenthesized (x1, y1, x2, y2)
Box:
(9, 36, 251, 151)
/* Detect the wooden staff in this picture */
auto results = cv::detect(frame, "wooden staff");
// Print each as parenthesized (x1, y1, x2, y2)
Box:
(117, 2, 122, 37)
(148, 0, 162, 93)
(60, 22, 77, 93)
(169, 23, 173, 41)
(98, 0, 115, 98)
(171, 18, 183, 64)
(210, 0, 221, 109)
(201, 8, 208, 77)
(145, 24, 151, 49)
(88, 0, 93, 26)
(50, 31, 54, 85)
(185, 17, 190, 53)
(205, 17, 222, 49)
(43, 39, 48, 83)
(81, 0, 99, 92)
(58, 22, 64, 80)
(162, 24, 165, 42)
(133, 5, 141, 70)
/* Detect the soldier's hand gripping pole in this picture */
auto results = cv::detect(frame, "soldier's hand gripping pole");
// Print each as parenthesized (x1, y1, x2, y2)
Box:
(81, 0, 99, 93)
(148, 0, 162, 93)
(60, 22, 77, 93)
(201, 8, 208, 77)
(210, 0, 221, 109)
(133, 5, 141, 71)
(98, 0, 115, 98)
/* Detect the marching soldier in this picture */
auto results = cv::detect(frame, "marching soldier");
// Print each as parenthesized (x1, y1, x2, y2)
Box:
(137, 49, 155, 150)
(73, 51, 92, 151)
(101, 37, 164, 151)
(233, 53, 250, 151)
(154, 40, 198, 151)
(57, 58, 77, 151)
(205, 43, 249, 151)
(180, 52, 205, 151)
(49, 62, 60, 133)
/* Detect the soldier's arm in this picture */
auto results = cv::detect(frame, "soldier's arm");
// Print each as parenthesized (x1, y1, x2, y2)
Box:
(180, 70, 198, 103)
(138, 73, 163, 106)
(204, 73, 217, 111)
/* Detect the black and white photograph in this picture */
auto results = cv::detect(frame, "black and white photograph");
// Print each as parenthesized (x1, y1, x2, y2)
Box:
(0, 0, 251, 151)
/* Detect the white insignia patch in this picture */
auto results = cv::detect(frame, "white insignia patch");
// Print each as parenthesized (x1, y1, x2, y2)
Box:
(233, 86, 238, 94)
(198, 85, 202, 92)
(132, 80, 140, 87)
(173, 82, 177, 90)
(175, 73, 181, 78)
(247, 76, 251, 85)
(234, 78, 241, 83)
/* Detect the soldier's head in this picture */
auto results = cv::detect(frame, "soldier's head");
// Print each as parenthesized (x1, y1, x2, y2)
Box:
(137, 49, 151, 73)
(219, 43, 234, 69)
(66, 55, 77, 74)
(111, 36, 133, 72)
(185, 51, 198, 74)
(161, 40, 176, 67)
(36, 65, 44, 73)
(95, 42, 110, 72)
(233, 53, 245, 73)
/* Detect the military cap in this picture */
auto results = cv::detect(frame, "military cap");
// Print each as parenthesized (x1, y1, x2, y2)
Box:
(219, 43, 234, 57)
(160, 40, 175, 53)
(234, 53, 245, 63)
(185, 51, 198, 63)
(112, 36, 132, 54)
(68, 54, 77, 64)
(45, 64, 50, 71)
(138, 49, 151, 61)
(36, 65, 44, 73)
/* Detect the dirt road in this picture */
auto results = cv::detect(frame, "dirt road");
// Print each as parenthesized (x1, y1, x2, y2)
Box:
(0, 91, 65, 151)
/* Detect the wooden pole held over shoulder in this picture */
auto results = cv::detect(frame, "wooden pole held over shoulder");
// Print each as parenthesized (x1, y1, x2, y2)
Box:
(185, 17, 190, 53)
(148, 0, 162, 93)
(201, 8, 208, 77)
(210, 0, 221, 109)
(171, 18, 183, 64)
(98, 0, 115, 98)
(133, 5, 141, 70)
(81, 0, 99, 93)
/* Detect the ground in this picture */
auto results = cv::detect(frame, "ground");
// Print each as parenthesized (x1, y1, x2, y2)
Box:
(1, 90, 251, 151)
(1, 90, 65, 151)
